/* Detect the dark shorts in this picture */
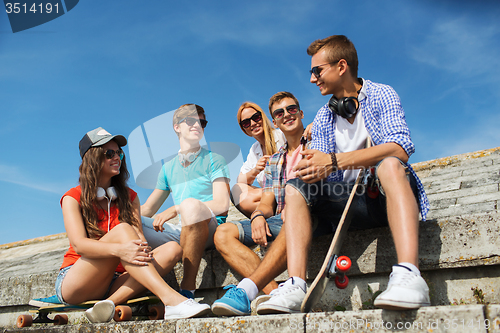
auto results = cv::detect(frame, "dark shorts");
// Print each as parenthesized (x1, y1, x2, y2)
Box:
(286, 157, 419, 236)
(229, 214, 283, 246)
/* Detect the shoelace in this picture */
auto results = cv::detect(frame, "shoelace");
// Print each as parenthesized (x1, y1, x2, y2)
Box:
(224, 286, 247, 300)
(274, 281, 300, 295)
(388, 271, 416, 287)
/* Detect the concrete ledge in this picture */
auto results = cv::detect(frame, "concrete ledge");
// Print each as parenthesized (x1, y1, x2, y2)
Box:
(3, 305, 500, 332)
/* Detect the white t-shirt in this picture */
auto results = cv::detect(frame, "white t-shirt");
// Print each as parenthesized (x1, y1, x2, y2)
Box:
(240, 128, 286, 187)
(335, 111, 369, 182)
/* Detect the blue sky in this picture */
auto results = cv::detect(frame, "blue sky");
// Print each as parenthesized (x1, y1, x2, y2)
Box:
(1, 0, 499, 245)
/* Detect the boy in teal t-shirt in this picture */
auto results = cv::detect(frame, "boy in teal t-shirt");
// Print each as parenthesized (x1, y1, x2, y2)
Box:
(141, 104, 230, 299)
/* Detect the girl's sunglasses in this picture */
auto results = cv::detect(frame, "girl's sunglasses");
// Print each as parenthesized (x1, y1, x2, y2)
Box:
(272, 105, 299, 120)
(178, 117, 208, 128)
(240, 111, 262, 128)
(104, 149, 124, 160)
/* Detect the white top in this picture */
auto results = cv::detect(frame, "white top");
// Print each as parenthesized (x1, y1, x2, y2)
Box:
(335, 109, 369, 182)
(240, 128, 286, 187)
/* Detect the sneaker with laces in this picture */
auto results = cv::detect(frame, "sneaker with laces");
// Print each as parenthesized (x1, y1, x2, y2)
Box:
(374, 265, 431, 310)
(212, 285, 251, 316)
(85, 300, 115, 323)
(256, 278, 305, 315)
(164, 299, 211, 319)
(179, 289, 194, 299)
(29, 295, 62, 307)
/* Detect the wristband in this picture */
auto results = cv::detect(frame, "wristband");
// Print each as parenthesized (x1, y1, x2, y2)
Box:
(250, 214, 264, 223)
(330, 152, 338, 170)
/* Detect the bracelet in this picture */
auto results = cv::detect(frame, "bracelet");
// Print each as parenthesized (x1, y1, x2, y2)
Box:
(250, 213, 264, 223)
(330, 152, 338, 170)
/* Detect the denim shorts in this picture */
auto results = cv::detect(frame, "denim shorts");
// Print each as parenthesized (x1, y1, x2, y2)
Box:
(55, 265, 121, 304)
(230, 214, 283, 246)
(286, 157, 419, 236)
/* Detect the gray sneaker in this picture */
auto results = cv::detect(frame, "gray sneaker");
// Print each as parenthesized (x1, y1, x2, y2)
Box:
(374, 265, 431, 310)
(256, 278, 305, 315)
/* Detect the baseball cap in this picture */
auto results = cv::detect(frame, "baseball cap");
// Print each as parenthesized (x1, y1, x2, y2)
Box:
(79, 127, 127, 158)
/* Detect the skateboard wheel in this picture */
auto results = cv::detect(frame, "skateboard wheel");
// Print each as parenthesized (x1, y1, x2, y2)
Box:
(336, 256, 351, 272)
(367, 186, 379, 199)
(54, 314, 68, 325)
(148, 304, 165, 320)
(114, 305, 132, 322)
(16, 314, 33, 328)
(335, 275, 349, 289)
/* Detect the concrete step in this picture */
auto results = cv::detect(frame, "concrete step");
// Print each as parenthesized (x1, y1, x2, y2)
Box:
(3, 305, 500, 332)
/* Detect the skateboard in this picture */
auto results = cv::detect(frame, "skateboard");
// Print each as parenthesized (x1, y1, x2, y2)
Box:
(300, 170, 364, 313)
(17, 295, 164, 328)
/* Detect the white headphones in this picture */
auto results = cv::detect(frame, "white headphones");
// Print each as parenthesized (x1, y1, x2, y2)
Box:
(178, 147, 201, 165)
(97, 187, 117, 232)
(97, 187, 117, 201)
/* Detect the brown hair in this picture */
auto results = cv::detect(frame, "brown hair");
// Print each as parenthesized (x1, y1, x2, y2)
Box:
(172, 104, 206, 136)
(307, 35, 358, 79)
(237, 102, 278, 156)
(78, 143, 139, 239)
(268, 91, 300, 117)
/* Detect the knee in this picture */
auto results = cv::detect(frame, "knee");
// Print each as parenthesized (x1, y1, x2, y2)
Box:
(377, 157, 406, 181)
(166, 241, 183, 262)
(213, 223, 238, 250)
(110, 222, 137, 237)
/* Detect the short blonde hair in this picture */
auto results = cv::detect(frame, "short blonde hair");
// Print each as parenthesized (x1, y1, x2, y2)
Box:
(172, 104, 206, 136)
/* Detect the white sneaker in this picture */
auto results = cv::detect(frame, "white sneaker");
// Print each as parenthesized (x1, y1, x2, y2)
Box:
(256, 278, 305, 314)
(374, 265, 431, 310)
(85, 300, 115, 323)
(164, 299, 211, 320)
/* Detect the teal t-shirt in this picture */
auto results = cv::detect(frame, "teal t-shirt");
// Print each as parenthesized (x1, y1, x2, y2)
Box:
(156, 148, 230, 224)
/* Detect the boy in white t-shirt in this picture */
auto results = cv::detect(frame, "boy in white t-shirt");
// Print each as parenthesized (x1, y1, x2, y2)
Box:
(258, 35, 431, 314)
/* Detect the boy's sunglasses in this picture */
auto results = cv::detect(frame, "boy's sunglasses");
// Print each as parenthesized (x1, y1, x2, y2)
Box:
(178, 117, 208, 128)
(240, 111, 262, 128)
(272, 105, 299, 120)
(104, 149, 124, 160)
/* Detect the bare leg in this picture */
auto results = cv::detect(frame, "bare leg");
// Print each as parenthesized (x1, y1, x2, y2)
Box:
(214, 223, 279, 294)
(248, 229, 287, 292)
(61, 223, 186, 306)
(283, 185, 313, 280)
(377, 158, 420, 266)
(106, 241, 183, 304)
(177, 198, 212, 291)
(231, 183, 262, 218)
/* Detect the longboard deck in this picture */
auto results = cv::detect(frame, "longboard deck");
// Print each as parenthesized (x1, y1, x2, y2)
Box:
(301, 171, 363, 313)
(32, 295, 160, 314)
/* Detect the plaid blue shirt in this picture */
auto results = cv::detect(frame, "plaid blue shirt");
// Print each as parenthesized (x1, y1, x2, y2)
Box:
(310, 79, 430, 220)
(262, 142, 310, 214)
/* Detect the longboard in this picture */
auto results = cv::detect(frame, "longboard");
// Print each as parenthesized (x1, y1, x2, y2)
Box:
(300, 170, 363, 313)
(17, 295, 163, 328)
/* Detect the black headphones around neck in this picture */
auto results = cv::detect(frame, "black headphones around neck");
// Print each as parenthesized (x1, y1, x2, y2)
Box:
(328, 78, 363, 119)
(328, 95, 359, 119)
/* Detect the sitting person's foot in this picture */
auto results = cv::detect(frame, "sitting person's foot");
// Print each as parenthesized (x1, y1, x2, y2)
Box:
(85, 300, 115, 323)
(29, 295, 61, 307)
(212, 285, 251, 316)
(374, 264, 430, 310)
(256, 278, 305, 315)
(179, 289, 194, 299)
(164, 299, 211, 320)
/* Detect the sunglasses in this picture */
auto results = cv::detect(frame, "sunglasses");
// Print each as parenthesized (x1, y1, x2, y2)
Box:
(240, 111, 262, 129)
(178, 117, 208, 128)
(272, 105, 299, 120)
(309, 60, 349, 79)
(104, 149, 124, 160)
